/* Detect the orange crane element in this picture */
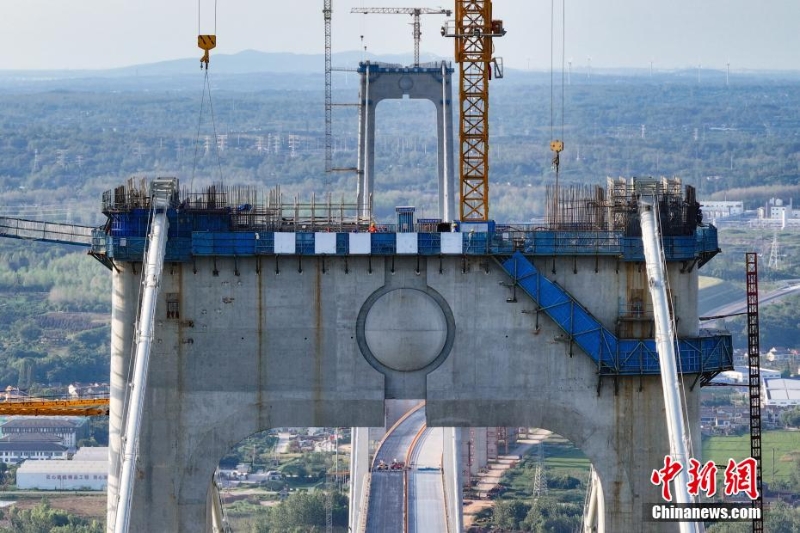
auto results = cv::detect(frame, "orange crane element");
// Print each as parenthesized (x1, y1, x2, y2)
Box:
(198, 34, 216, 69)
(197, 0, 218, 69)
(443, 1, 505, 221)
(0, 387, 109, 417)
(351, 7, 452, 67)
(0, 397, 109, 416)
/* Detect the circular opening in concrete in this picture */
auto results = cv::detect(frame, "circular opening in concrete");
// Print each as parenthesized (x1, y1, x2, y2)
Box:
(364, 288, 447, 372)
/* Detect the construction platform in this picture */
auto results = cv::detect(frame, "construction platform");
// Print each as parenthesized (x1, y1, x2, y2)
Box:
(78, 176, 733, 380)
(90, 178, 720, 268)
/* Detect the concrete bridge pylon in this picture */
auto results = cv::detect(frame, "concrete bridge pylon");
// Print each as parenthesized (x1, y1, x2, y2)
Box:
(357, 61, 455, 222)
(98, 177, 730, 532)
(109, 253, 712, 532)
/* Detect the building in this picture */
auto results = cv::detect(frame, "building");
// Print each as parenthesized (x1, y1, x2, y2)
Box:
(762, 378, 800, 407)
(701, 200, 744, 221)
(15, 460, 108, 491)
(712, 366, 781, 385)
(72, 446, 108, 461)
(0, 439, 67, 464)
(0, 417, 89, 449)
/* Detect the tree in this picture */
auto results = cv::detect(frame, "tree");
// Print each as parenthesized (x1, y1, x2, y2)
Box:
(0, 499, 104, 533)
(780, 407, 800, 428)
(254, 490, 347, 532)
(765, 501, 800, 533)
(492, 499, 530, 530)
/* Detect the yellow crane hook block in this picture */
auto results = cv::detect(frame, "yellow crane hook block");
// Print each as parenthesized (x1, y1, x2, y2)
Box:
(198, 35, 217, 69)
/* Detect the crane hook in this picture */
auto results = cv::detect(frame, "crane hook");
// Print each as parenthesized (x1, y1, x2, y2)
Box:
(198, 35, 216, 70)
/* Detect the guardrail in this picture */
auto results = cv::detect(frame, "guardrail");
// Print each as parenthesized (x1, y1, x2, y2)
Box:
(93, 225, 720, 265)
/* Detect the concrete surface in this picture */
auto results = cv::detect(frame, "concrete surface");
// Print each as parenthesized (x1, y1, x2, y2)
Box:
(108, 254, 702, 532)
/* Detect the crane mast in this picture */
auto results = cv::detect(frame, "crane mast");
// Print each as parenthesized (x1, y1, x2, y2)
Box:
(351, 7, 452, 67)
(444, 1, 505, 222)
(323, 0, 333, 174)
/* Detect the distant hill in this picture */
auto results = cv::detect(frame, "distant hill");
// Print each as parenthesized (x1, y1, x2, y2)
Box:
(0, 50, 448, 78)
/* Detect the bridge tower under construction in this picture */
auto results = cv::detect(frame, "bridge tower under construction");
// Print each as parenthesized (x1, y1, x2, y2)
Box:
(39, 173, 732, 532)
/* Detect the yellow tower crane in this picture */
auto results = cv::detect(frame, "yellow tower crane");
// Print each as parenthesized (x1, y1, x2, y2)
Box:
(443, 1, 505, 222)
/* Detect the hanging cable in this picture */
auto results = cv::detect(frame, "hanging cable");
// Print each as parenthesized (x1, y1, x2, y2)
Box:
(190, 71, 225, 190)
(549, 0, 554, 142)
(549, 0, 565, 227)
(198, 0, 217, 69)
(549, 0, 564, 177)
(205, 71, 225, 183)
(561, 0, 566, 143)
(191, 0, 223, 190)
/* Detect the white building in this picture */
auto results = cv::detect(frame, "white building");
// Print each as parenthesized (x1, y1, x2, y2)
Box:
(711, 366, 781, 385)
(0, 417, 88, 448)
(701, 200, 744, 220)
(16, 460, 108, 490)
(72, 446, 108, 461)
(766, 198, 794, 220)
(0, 440, 67, 464)
(762, 378, 800, 407)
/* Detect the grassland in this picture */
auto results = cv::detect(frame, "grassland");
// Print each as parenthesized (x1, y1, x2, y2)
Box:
(702, 430, 800, 487)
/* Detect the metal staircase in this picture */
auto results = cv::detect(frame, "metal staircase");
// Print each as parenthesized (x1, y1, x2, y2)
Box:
(498, 251, 732, 378)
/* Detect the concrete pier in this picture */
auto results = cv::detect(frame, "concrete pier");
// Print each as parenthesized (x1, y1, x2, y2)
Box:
(108, 253, 715, 532)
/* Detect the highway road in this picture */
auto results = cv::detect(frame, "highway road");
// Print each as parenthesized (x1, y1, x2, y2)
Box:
(408, 426, 446, 533)
(365, 407, 426, 533)
(701, 283, 800, 324)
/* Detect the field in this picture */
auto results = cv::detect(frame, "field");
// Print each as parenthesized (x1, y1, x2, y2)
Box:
(0, 493, 106, 527)
(702, 430, 800, 487)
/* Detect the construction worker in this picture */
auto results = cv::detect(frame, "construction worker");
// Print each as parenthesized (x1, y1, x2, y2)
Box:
(369, 222, 377, 233)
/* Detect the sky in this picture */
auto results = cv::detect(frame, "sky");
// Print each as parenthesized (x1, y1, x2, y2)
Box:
(1, 0, 799, 72)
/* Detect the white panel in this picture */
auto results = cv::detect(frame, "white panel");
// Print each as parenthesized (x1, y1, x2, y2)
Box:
(349, 233, 372, 255)
(440, 232, 463, 254)
(274, 232, 296, 254)
(396, 232, 418, 254)
(314, 232, 337, 254)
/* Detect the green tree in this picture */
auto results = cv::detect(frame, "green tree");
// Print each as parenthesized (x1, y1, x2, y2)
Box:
(0, 499, 104, 533)
(780, 408, 800, 428)
(254, 490, 347, 532)
(765, 501, 800, 533)
(493, 499, 530, 530)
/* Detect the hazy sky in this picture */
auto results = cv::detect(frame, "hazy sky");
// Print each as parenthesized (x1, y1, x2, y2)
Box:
(1, 0, 798, 71)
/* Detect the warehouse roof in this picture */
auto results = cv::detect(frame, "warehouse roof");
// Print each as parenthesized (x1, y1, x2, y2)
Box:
(0, 441, 67, 453)
(17, 460, 108, 474)
(1, 418, 78, 429)
(72, 447, 108, 460)
(763, 378, 800, 401)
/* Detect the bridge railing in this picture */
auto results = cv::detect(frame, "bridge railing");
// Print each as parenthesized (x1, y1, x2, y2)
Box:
(0, 217, 96, 247)
(93, 224, 720, 265)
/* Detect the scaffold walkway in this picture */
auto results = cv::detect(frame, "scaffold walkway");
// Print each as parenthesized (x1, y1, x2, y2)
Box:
(498, 251, 733, 378)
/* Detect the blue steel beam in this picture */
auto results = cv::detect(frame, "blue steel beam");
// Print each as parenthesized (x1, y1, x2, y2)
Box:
(499, 251, 732, 377)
